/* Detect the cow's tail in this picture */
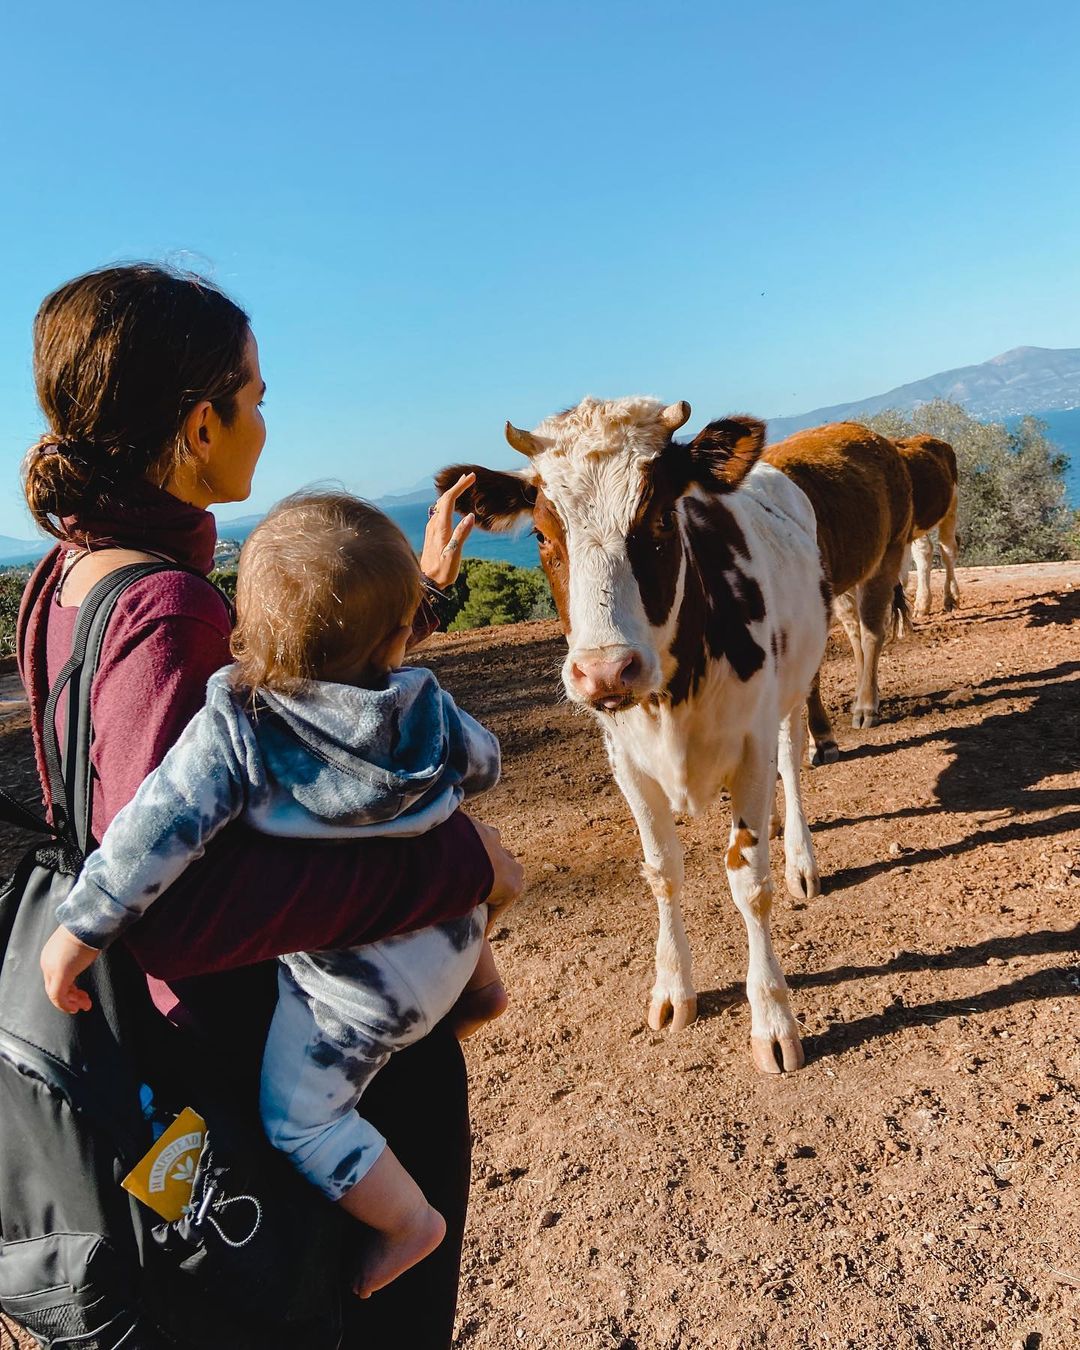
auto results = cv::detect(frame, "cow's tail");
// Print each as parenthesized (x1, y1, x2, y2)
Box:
(891, 581, 914, 642)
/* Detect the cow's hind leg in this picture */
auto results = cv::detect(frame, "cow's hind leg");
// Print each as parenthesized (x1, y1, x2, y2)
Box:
(727, 741, 804, 1073)
(610, 750, 695, 1032)
(806, 670, 839, 766)
(778, 709, 820, 900)
(850, 543, 905, 729)
(911, 533, 934, 617)
(939, 491, 961, 611)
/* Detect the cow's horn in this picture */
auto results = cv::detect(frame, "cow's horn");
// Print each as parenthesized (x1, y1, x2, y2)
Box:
(505, 421, 543, 457)
(658, 401, 692, 431)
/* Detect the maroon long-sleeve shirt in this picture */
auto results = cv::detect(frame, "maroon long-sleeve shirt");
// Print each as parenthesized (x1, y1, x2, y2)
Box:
(19, 518, 493, 1019)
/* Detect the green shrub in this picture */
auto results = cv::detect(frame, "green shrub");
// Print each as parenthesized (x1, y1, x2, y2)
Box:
(0, 572, 25, 658)
(444, 559, 555, 632)
(208, 568, 238, 602)
(864, 401, 1078, 565)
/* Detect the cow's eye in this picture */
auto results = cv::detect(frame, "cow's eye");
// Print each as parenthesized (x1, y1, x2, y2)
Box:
(532, 527, 547, 546)
(656, 509, 677, 535)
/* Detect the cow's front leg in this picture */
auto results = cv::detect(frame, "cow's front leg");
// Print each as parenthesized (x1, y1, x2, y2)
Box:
(777, 709, 820, 900)
(610, 750, 695, 1032)
(727, 743, 804, 1074)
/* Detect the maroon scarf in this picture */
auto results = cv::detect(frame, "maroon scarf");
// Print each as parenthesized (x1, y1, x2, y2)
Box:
(17, 479, 219, 811)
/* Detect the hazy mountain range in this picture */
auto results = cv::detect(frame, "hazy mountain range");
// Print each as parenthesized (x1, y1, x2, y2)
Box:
(3, 346, 1077, 567)
(765, 345, 1080, 438)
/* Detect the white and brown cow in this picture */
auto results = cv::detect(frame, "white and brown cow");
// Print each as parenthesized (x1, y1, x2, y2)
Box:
(894, 434, 961, 618)
(762, 422, 914, 765)
(437, 398, 831, 1073)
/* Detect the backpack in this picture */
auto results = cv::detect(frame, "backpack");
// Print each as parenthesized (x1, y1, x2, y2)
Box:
(0, 563, 344, 1349)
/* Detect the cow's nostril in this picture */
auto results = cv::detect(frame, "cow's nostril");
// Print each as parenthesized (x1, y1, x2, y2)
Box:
(621, 654, 641, 687)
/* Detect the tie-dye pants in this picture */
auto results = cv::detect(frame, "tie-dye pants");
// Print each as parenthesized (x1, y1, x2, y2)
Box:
(259, 906, 486, 1200)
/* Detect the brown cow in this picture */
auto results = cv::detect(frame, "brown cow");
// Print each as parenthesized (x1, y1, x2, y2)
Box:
(762, 422, 913, 764)
(894, 434, 960, 618)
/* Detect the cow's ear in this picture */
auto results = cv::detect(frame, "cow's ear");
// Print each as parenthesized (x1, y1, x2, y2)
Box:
(433, 464, 538, 532)
(688, 416, 766, 490)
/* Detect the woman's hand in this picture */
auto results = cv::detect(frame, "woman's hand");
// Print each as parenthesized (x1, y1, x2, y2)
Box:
(421, 472, 477, 589)
(467, 818, 524, 916)
(40, 925, 100, 1014)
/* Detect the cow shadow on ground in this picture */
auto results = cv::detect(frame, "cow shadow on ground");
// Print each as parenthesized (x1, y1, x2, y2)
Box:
(842, 659, 1080, 766)
(816, 662, 1078, 891)
(942, 586, 1080, 630)
(695, 923, 1080, 1055)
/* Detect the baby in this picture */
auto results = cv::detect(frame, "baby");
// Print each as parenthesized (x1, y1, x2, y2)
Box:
(41, 491, 509, 1298)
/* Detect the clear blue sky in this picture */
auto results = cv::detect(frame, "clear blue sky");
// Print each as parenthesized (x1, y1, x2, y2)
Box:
(2, 0, 1078, 538)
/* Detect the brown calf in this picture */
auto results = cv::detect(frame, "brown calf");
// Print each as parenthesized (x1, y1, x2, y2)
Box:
(894, 434, 960, 617)
(762, 422, 913, 763)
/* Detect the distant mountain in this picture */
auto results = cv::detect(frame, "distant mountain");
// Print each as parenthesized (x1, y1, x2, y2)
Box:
(764, 346, 1080, 505)
(766, 346, 1080, 440)
(0, 535, 49, 565)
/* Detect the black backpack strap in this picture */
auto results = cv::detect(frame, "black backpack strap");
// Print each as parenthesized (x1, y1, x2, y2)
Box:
(40, 562, 185, 852)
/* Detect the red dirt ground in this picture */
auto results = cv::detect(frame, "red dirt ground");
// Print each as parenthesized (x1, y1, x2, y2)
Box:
(1, 562, 1077, 1350)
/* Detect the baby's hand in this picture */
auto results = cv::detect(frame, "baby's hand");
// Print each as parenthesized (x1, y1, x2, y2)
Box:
(40, 926, 100, 1014)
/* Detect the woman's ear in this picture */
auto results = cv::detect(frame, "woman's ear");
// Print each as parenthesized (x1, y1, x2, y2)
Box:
(180, 400, 216, 468)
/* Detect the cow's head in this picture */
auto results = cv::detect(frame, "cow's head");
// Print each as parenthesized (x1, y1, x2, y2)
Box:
(435, 397, 766, 712)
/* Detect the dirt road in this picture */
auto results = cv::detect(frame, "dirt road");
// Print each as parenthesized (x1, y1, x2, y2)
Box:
(1, 563, 1077, 1349)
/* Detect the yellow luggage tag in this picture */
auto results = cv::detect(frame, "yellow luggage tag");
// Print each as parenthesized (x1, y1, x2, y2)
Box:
(121, 1106, 207, 1221)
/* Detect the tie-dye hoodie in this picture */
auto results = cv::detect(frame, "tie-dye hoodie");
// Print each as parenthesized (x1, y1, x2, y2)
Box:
(56, 665, 501, 949)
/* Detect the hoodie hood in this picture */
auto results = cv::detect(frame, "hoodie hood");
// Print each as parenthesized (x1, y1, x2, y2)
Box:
(213, 666, 462, 829)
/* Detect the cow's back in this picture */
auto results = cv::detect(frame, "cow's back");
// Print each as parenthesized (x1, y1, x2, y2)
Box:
(894, 435, 958, 533)
(762, 422, 912, 595)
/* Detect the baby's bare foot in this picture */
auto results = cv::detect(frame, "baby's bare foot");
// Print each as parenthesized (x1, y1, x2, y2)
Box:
(353, 1204, 446, 1299)
(449, 979, 509, 1040)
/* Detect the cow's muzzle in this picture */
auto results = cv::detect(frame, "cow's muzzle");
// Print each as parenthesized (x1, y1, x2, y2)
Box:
(566, 647, 649, 712)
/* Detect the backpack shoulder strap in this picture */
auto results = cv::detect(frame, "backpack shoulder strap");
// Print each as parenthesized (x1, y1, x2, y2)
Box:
(41, 562, 187, 852)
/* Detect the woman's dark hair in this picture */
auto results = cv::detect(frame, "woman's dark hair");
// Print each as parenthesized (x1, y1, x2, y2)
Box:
(23, 263, 252, 538)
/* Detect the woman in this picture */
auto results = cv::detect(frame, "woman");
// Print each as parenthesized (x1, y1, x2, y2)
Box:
(17, 262, 523, 1347)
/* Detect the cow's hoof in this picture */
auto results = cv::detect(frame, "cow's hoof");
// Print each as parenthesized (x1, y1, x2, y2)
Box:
(809, 741, 839, 767)
(851, 708, 878, 730)
(786, 863, 820, 901)
(751, 1033, 805, 1074)
(647, 993, 698, 1032)
(944, 595, 960, 612)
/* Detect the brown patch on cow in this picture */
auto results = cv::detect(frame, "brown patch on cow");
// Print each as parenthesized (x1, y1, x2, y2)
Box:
(626, 418, 769, 634)
(626, 450, 690, 628)
(762, 423, 912, 596)
(532, 490, 571, 634)
(726, 822, 758, 870)
(667, 497, 766, 704)
(893, 435, 958, 533)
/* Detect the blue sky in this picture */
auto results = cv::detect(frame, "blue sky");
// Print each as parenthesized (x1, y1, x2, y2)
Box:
(2, 0, 1078, 538)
